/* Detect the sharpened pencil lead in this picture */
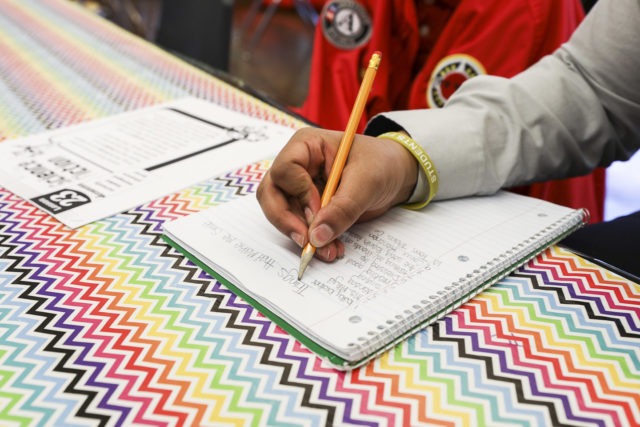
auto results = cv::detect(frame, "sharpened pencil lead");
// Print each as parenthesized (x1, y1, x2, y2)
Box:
(298, 244, 315, 280)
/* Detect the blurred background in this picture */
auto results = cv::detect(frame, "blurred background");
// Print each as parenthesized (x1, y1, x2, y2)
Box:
(69, 0, 315, 109)
(69, 0, 640, 222)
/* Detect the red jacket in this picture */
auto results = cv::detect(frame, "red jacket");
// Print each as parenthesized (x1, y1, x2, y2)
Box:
(298, 0, 604, 222)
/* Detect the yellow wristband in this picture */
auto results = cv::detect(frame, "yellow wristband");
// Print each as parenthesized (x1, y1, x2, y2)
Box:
(378, 131, 439, 209)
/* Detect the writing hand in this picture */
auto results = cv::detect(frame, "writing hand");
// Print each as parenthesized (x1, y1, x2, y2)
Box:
(256, 127, 418, 262)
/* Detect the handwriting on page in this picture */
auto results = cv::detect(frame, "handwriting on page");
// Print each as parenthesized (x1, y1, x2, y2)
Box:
(203, 220, 314, 296)
(203, 219, 440, 308)
(323, 229, 441, 307)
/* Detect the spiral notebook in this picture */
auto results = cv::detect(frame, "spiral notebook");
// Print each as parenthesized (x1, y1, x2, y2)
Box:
(162, 191, 587, 370)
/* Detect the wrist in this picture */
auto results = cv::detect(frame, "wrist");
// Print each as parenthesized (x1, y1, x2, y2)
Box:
(377, 132, 439, 209)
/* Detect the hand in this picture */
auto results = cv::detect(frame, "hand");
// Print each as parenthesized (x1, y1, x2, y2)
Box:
(257, 126, 418, 262)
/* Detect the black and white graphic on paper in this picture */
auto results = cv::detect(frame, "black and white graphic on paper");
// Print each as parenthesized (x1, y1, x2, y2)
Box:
(0, 98, 294, 228)
(31, 188, 92, 214)
(144, 108, 269, 171)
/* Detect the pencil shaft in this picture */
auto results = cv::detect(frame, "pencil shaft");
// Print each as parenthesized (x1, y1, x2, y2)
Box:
(321, 52, 381, 207)
(298, 52, 381, 279)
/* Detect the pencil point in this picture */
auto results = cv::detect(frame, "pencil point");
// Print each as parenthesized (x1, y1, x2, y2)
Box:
(298, 245, 315, 280)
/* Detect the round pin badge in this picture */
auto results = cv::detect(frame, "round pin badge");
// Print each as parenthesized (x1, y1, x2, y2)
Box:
(426, 54, 486, 108)
(321, 0, 373, 49)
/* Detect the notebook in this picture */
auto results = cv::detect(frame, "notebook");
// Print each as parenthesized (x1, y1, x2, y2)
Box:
(162, 191, 587, 370)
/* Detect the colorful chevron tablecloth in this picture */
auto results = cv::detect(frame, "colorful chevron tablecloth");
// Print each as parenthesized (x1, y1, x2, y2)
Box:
(1, 1, 639, 426)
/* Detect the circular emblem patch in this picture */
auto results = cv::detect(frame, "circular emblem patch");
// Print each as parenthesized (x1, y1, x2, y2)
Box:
(321, 1, 372, 49)
(427, 54, 486, 108)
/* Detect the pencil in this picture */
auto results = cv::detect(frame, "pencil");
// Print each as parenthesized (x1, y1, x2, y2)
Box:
(298, 51, 382, 280)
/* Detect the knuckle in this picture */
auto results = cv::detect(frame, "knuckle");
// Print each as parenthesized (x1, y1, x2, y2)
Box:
(256, 171, 270, 200)
(332, 196, 364, 224)
(269, 163, 289, 183)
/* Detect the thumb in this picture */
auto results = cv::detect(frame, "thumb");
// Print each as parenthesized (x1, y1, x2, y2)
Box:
(306, 132, 418, 251)
(308, 193, 365, 248)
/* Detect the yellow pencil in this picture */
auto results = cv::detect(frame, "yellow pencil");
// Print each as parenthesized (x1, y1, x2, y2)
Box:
(298, 51, 382, 280)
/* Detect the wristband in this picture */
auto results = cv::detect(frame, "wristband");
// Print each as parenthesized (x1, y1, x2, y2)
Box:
(378, 131, 439, 209)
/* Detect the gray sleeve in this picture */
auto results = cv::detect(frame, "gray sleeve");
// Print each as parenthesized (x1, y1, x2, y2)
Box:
(375, 0, 640, 200)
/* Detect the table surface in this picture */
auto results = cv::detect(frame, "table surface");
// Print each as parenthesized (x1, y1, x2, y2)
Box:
(1, 1, 639, 426)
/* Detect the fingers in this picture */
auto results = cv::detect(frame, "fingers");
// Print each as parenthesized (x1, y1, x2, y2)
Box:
(257, 127, 419, 265)
(314, 238, 345, 262)
(256, 127, 341, 249)
(256, 169, 309, 248)
(307, 135, 418, 248)
(268, 130, 325, 207)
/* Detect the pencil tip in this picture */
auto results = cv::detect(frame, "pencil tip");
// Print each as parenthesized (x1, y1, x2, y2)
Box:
(298, 248, 314, 280)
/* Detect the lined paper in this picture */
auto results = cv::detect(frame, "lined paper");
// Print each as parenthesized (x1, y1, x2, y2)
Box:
(164, 191, 584, 363)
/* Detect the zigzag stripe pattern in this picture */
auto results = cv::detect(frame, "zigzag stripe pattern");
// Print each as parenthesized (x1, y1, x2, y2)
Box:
(0, 0, 303, 143)
(1, 1, 639, 425)
(2, 159, 639, 426)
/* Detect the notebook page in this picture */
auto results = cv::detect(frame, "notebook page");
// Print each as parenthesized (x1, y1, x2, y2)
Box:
(163, 192, 582, 361)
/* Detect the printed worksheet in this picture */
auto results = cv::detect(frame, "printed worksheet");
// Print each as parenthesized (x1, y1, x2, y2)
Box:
(0, 97, 295, 228)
